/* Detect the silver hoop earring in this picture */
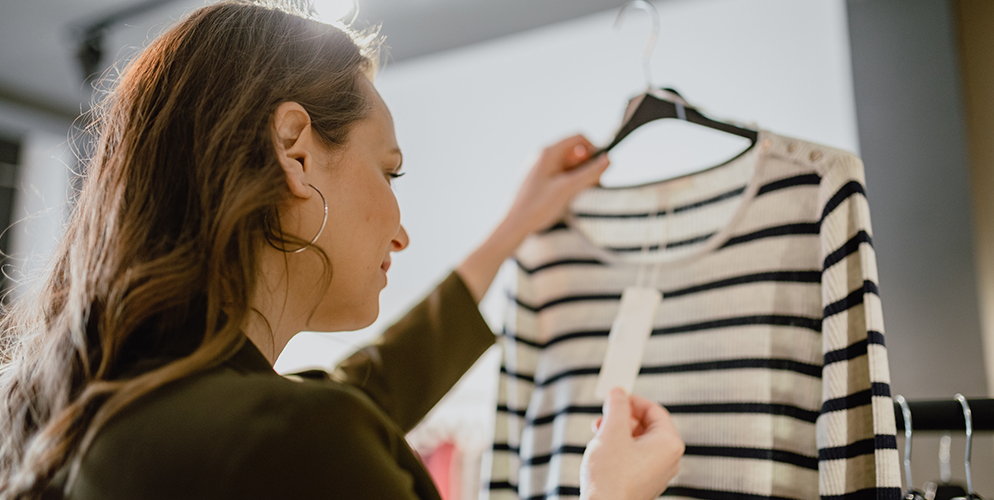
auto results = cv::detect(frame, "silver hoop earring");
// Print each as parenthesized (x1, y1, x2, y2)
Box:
(291, 184, 328, 254)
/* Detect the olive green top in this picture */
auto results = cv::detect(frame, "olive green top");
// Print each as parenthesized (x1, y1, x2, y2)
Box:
(49, 271, 495, 499)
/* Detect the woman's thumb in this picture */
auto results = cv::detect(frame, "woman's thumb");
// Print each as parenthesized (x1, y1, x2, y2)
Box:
(567, 153, 609, 189)
(600, 387, 632, 437)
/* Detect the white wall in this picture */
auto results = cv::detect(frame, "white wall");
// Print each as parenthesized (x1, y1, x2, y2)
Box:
(274, 0, 859, 473)
(0, 101, 74, 294)
(6, 133, 72, 282)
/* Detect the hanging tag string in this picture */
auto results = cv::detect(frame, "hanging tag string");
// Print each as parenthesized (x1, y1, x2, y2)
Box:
(634, 195, 661, 288)
(635, 189, 671, 288)
(648, 193, 672, 291)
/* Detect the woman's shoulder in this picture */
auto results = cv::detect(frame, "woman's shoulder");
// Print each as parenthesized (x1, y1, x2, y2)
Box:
(100, 362, 399, 452)
(68, 365, 409, 499)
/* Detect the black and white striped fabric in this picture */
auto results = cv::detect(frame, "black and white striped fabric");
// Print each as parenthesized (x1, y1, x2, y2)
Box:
(484, 131, 901, 500)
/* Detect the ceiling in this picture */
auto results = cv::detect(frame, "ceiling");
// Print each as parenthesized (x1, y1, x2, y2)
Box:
(0, 0, 630, 123)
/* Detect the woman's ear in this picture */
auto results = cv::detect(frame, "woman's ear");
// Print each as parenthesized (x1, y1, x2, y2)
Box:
(271, 101, 315, 199)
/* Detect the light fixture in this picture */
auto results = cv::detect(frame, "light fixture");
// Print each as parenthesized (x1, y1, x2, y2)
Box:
(311, 0, 358, 23)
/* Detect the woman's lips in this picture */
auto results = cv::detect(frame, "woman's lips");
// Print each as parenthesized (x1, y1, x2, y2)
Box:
(381, 259, 391, 273)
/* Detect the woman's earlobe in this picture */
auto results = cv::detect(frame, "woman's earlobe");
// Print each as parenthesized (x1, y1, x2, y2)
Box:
(282, 163, 312, 199)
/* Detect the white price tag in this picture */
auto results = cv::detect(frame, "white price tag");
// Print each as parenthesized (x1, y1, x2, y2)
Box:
(594, 286, 662, 399)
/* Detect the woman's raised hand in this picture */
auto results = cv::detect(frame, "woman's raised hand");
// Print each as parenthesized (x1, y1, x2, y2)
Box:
(580, 388, 685, 500)
(456, 134, 608, 302)
(502, 134, 610, 237)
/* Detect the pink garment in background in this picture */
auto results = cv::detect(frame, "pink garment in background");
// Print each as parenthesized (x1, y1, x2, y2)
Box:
(422, 441, 460, 500)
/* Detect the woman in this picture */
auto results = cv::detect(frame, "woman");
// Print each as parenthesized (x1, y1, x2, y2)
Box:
(0, 1, 683, 499)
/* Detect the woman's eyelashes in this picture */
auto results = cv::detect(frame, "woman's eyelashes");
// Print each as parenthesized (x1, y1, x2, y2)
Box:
(386, 170, 404, 186)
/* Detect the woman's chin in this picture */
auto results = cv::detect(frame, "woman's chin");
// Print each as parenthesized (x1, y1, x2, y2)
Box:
(355, 312, 378, 331)
(308, 302, 379, 333)
(344, 307, 380, 332)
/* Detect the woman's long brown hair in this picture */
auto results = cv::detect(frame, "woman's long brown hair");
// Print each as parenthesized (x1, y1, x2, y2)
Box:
(0, 2, 380, 497)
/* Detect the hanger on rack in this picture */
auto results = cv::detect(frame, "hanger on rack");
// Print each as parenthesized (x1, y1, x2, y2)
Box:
(896, 396, 927, 500)
(593, 0, 758, 158)
(950, 394, 984, 500)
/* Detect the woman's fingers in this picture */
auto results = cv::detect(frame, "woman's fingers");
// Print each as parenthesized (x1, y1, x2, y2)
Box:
(499, 133, 610, 239)
(553, 135, 608, 191)
(580, 389, 685, 500)
(541, 134, 598, 172)
(565, 153, 609, 191)
(591, 416, 601, 433)
(593, 394, 678, 436)
(589, 414, 640, 434)
(630, 394, 672, 430)
(598, 387, 634, 438)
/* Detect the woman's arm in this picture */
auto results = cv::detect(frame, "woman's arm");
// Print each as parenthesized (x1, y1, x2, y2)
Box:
(329, 270, 494, 432)
(456, 135, 610, 302)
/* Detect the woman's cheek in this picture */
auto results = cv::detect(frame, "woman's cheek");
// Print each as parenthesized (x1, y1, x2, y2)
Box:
(375, 184, 401, 232)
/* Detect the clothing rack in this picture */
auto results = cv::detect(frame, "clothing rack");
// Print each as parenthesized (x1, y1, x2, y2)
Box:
(893, 398, 994, 431)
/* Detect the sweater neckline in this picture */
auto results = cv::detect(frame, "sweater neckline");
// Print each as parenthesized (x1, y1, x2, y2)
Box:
(563, 128, 771, 268)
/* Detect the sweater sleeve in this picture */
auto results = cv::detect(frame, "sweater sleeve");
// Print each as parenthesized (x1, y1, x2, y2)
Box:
(327, 270, 496, 432)
(816, 154, 901, 500)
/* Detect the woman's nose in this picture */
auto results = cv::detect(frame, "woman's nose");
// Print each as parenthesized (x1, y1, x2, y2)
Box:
(392, 224, 409, 252)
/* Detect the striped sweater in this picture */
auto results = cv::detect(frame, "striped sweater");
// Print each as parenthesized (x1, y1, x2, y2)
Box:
(484, 130, 901, 500)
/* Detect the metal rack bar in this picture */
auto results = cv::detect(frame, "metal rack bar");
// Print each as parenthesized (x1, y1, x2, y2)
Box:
(893, 398, 994, 431)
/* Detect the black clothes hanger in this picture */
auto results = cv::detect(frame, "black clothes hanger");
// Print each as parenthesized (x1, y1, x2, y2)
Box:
(896, 396, 928, 500)
(593, 1, 758, 158)
(596, 88, 759, 156)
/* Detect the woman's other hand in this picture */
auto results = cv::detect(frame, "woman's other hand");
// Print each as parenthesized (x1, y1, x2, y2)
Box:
(456, 135, 609, 302)
(503, 134, 610, 236)
(580, 387, 684, 500)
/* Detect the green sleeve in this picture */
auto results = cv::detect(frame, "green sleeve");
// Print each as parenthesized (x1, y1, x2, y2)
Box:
(328, 271, 495, 432)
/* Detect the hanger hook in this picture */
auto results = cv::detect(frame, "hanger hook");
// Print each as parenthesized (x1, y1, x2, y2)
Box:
(895, 395, 914, 491)
(954, 394, 974, 495)
(614, 0, 660, 90)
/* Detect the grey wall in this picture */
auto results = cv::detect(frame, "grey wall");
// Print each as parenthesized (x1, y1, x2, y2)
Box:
(847, 0, 991, 490)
